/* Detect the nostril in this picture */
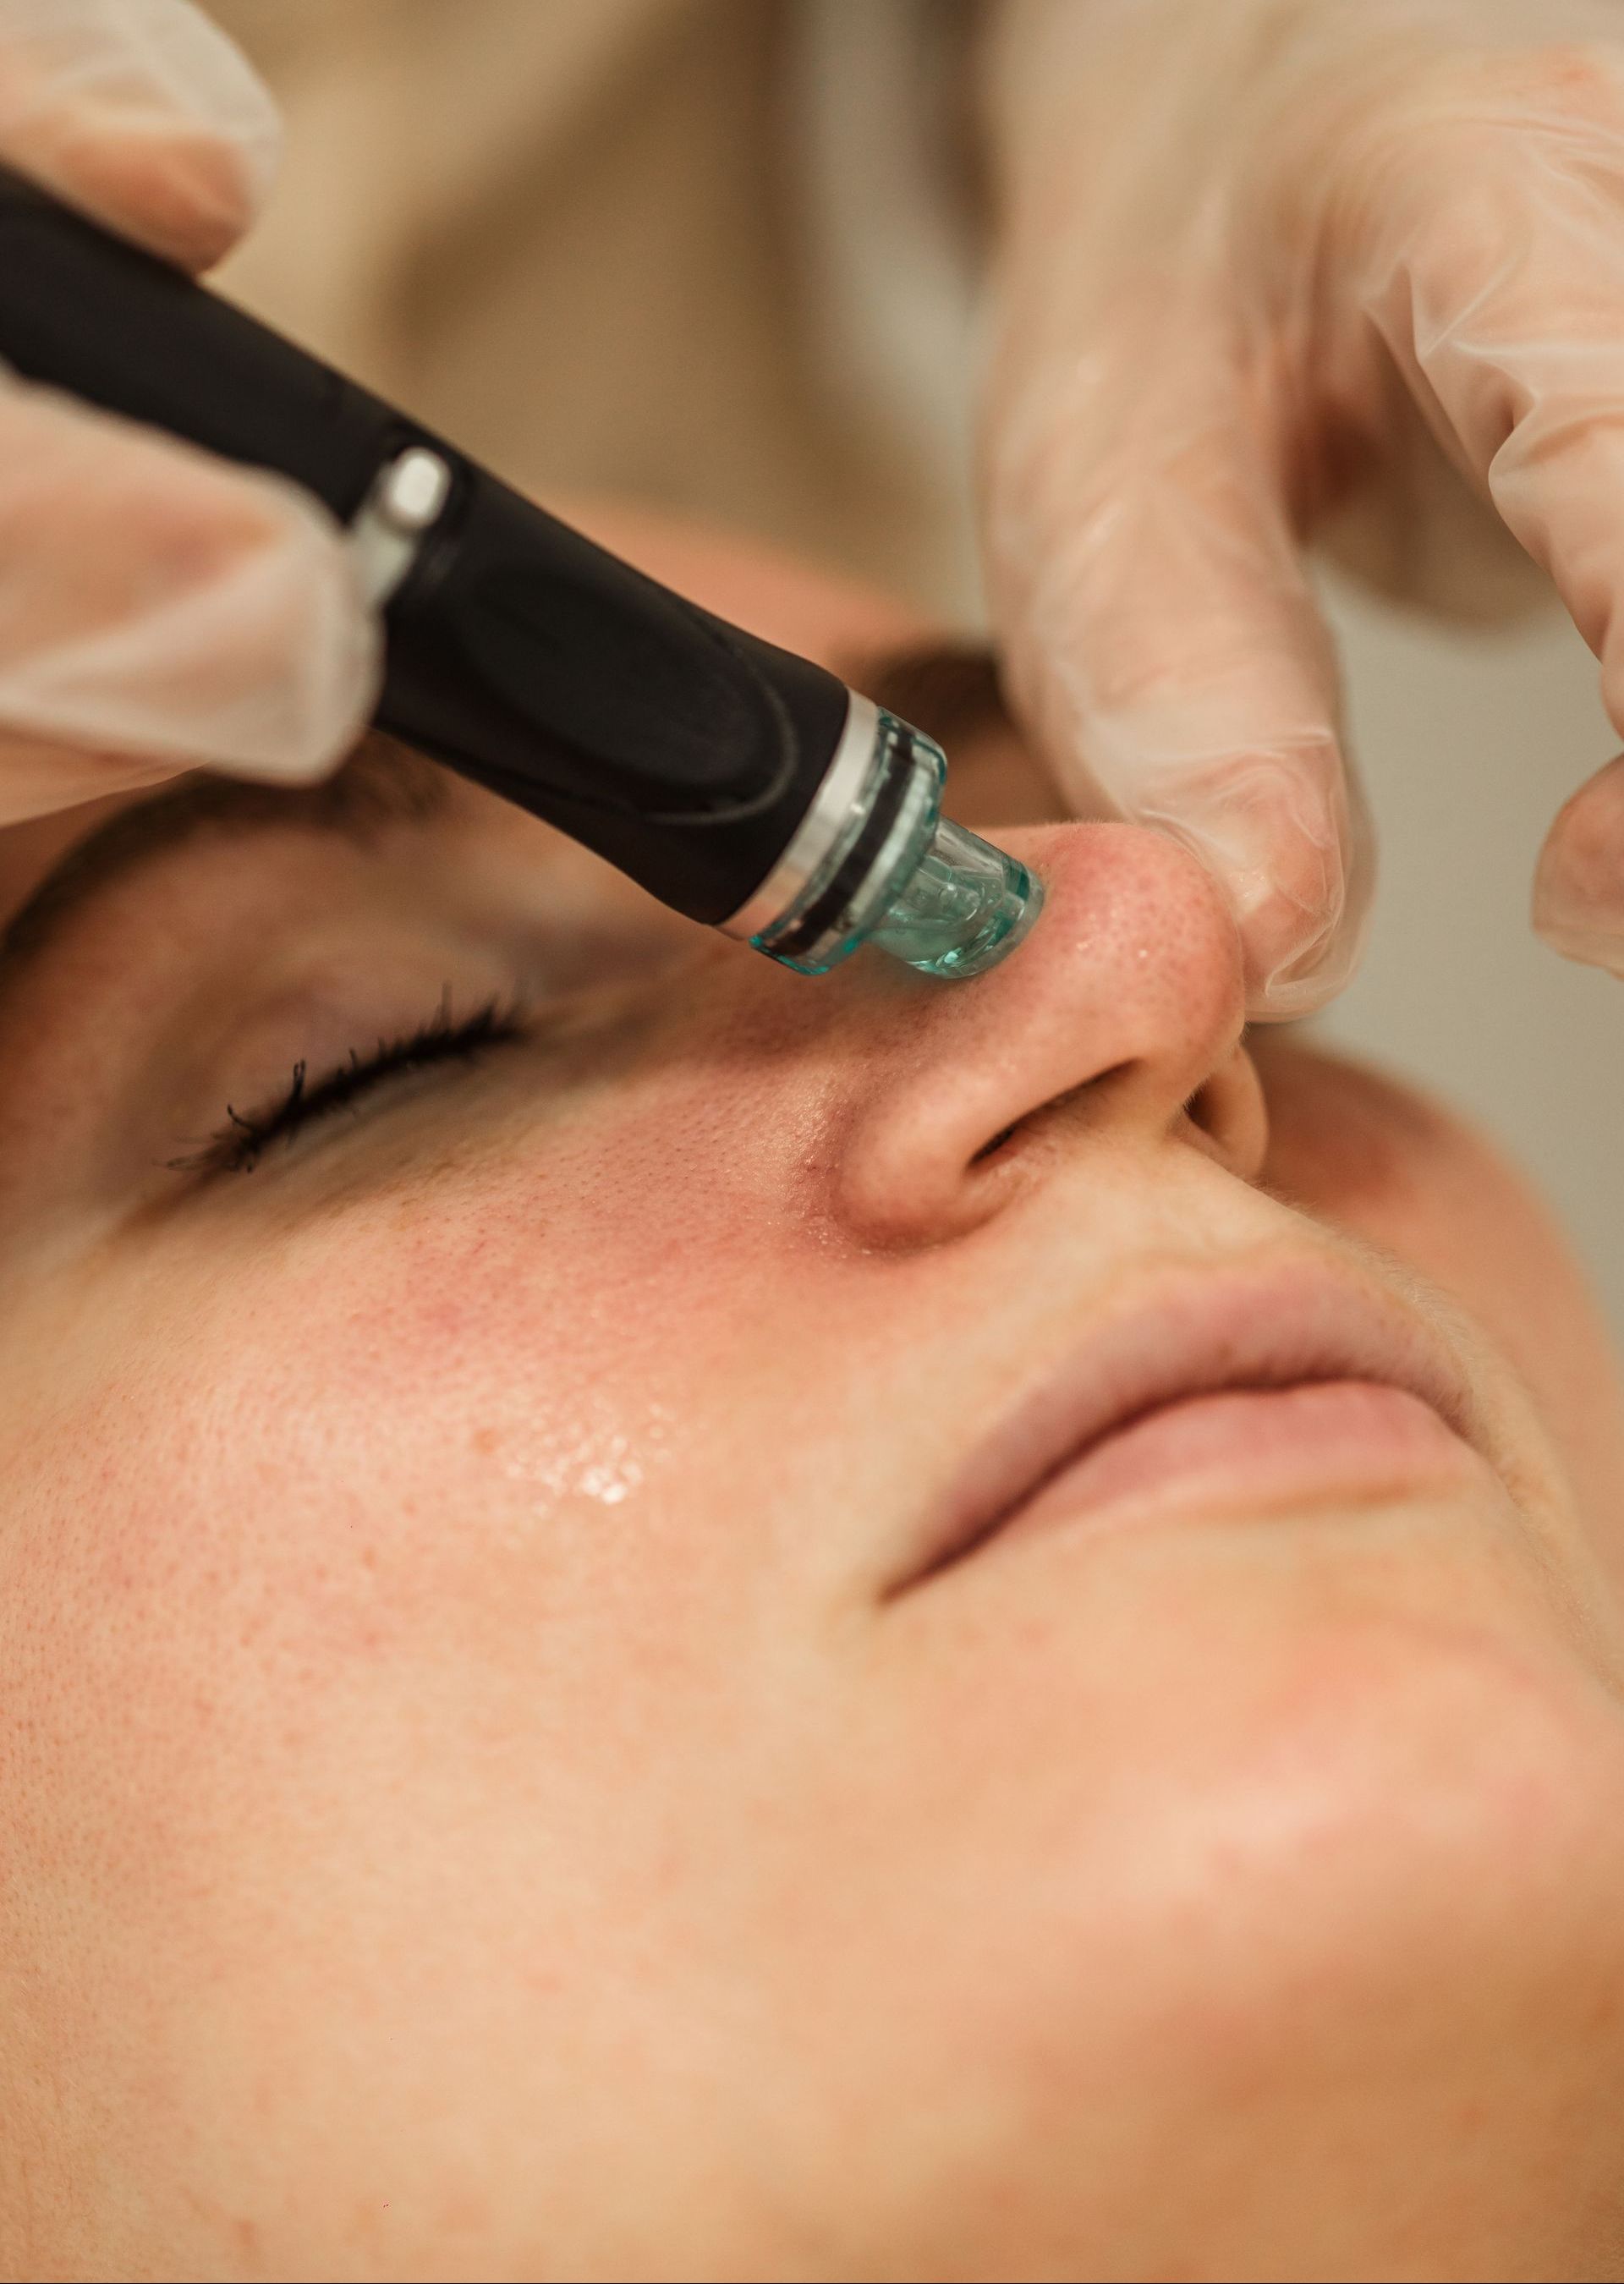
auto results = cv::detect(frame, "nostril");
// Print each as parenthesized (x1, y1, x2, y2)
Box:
(1179, 1042, 1270, 1181)
(1183, 1081, 1222, 1142)
(972, 1123, 1020, 1166)
(971, 1059, 1140, 1168)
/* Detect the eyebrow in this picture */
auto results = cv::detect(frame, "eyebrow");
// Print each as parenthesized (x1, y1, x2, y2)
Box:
(0, 734, 450, 978)
(0, 642, 1010, 988)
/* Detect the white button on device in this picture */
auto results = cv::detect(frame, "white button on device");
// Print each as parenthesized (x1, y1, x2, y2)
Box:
(380, 447, 453, 534)
(349, 447, 454, 603)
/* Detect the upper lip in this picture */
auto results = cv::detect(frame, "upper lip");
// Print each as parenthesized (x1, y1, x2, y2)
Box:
(894, 1255, 1484, 1594)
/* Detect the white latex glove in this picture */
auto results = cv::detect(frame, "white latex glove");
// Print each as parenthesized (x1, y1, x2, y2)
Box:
(0, 0, 376, 826)
(980, 0, 1624, 1013)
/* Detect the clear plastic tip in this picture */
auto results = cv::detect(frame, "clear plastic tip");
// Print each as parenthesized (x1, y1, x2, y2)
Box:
(870, 815, 1043, 979)
(743, 705, 1043, 980)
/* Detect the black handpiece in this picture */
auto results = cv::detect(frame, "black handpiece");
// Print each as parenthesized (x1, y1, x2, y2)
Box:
(0, 165, 1039, 980)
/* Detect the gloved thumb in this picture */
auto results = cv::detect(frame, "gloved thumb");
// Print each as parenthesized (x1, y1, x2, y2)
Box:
(1533, 754, 1624, 978)
(0, 0, 281, 273)
(0, 376, 377, 828)
(981, 288, 1372, 1019)
(0, 8, 374, 826)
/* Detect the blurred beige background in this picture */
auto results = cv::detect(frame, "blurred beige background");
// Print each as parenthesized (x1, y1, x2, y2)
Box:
(1314, 581, 1624, 1342)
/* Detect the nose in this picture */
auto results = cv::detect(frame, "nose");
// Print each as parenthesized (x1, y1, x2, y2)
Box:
(831, 823, 1267, 1247)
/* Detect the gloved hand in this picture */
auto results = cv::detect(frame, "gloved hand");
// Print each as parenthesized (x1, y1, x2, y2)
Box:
(979, 0, 1624, 1013)
(0, 0, 376, 826)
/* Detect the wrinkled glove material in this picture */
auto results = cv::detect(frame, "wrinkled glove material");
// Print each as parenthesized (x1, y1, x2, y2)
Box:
(0, 0, 376, 824)
(982, 0, 1624, 1012)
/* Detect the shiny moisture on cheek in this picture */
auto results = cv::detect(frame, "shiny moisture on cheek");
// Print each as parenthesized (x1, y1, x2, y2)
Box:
(489, 1398, 678, 1513)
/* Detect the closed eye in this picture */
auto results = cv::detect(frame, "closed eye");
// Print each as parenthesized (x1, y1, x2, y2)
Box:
(167, 995, 529, 1178)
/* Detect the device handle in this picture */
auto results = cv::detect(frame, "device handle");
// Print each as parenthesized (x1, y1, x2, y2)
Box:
(0, 163, 849, 922)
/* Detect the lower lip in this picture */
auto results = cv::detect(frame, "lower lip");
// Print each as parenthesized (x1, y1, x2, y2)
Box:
(1005, 1380, 1475, 1544)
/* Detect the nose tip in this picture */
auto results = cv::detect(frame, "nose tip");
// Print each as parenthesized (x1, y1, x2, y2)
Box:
(833, 822, 1266, 1247)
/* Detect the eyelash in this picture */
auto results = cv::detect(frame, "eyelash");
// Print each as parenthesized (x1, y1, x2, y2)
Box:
(168, 996, 528, 1178)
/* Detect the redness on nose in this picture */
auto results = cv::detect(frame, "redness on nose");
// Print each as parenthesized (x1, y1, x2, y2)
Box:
(1042, 825, 1246, 1013)
(981, 825, 1254, 1152)
(831, 824, 1253, 1248)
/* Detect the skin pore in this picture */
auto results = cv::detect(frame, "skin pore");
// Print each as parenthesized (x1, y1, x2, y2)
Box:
(0, 514, 1621, 2284)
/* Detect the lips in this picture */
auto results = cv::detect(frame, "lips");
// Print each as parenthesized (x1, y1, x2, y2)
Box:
(897, 1258, 1485, 1593)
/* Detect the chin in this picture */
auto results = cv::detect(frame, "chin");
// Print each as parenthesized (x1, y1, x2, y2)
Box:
(930, 1607, 1624, 2279)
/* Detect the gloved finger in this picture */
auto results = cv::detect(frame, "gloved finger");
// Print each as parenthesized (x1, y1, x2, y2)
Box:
(0, 373, 378, 827)
(1332, 41, 1624, 971)
(982, 283, 1374, 1020)
(1533, 751, 1624, 977)
(0, 0, 279, 272)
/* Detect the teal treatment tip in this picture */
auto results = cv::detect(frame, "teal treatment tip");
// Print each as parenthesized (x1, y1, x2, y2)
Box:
(870, 815, 1044, 980)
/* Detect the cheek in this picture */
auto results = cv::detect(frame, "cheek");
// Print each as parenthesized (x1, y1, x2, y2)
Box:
(1256, 1042, 1624, 1527)
(0, 1078, 810, 1814)
(0, 1108, 818, 2188)
(853, 1528, 1624, 2177)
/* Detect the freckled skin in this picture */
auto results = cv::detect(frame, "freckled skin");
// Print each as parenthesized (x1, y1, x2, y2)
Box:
(0, 522, 1621, 2281)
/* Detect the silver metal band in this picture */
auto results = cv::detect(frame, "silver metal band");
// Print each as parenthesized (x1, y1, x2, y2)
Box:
(348, 446, 454, 607)
(719, 690, 880, 942)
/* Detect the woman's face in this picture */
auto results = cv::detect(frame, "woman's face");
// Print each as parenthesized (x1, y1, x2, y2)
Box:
(1, 520, 1622, 2284)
